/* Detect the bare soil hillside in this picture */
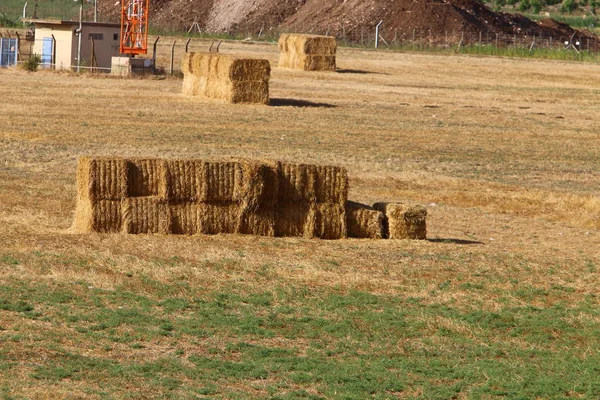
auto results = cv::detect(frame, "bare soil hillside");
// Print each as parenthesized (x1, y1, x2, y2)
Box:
(98, 0, 596, 44)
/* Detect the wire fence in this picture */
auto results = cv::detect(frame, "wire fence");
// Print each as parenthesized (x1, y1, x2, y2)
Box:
(3, 22, 600, 73)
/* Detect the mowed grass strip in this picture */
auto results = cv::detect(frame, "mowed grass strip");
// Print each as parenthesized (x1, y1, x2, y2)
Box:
(1, 252, 600, 399)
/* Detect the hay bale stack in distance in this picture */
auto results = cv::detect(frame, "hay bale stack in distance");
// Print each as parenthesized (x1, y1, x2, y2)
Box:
(122, 197, 171, 234)
(198, 202, 241, 235)
(274, 202, 315, 238)
(278, 34, 337, 71)
(373, 203, 427, 240)
(345, 201, 385, 239)
(127, 158, 168, 198)
(182, 52, 270, 104)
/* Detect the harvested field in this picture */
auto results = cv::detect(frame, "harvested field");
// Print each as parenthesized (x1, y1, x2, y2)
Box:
(2, 40, 600, 398)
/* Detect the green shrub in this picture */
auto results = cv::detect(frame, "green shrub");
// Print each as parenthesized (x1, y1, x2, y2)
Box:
(531, 0, 543, 12)
(21, 54, 42, 72)
(560, 0, 578, 12)
(519, 0, 532, 10)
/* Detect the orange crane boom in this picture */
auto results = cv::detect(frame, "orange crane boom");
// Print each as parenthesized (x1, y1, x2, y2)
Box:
(120, 0, 149, 55)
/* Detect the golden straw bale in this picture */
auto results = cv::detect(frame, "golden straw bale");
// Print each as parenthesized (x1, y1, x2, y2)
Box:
(230, 81, 269, 104)
(198, 202, 241, 235)
(314, 203, 347, 240)
(239, 208, 275, 237)
(229, 59, 271, 82)
(235, 160, 279, 211)
(122, 197, 170, 234)
(277, 162, 317, 203)
(302, 36, 337, 54)
(77, 157, 127, 201)
(182, 75, 204, 96)
(345, 201, 384, 239)
(373, 203, 427, 240)
(314, 165, 348, 205)
(304, 55, 336, 71)
(203, 161, 241, 202)
(274, 201, 316, 238)
(169, 202, 200, 235)
(182, 52, 194, 75)
(165, 160, 206, 201)
(126, 159, 168, 199)
(73, 198, 122, 233)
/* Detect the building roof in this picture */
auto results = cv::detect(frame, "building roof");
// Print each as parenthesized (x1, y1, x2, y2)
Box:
(23, 19, 120, 28)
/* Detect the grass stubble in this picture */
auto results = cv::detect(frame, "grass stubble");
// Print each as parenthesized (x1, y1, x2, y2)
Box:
(1, 41, 600, 398)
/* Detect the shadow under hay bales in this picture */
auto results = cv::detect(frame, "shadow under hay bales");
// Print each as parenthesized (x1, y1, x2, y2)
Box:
(269, 98, 337, 108)
(336, 68, 388, 75)
(428, 238, 485, 245)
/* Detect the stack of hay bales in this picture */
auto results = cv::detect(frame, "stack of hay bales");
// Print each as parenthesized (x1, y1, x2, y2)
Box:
(278, 34, 337, 71)
(345, 201, 385, 239)
(73, 157, 349, 239)
(182, 52, 270, 104)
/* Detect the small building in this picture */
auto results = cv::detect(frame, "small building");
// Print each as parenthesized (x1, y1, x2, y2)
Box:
(25, 19, 121, 71)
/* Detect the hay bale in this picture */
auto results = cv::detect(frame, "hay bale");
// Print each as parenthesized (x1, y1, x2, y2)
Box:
(169, 202, 200, 235)
(235, 160, 279, 211)
(122, 197, 170, 234)
(77, 157, 127, 201)
(165, 160, 205, 201)
(345, 201, 384, 239)
(73, 198, 122, 233)
(198, 202, 241, 235)
(314, 203, 346, 240)
(239, 208, 275, 237)
(278, 34, 337, 71)
(314, 165, 348, 206)
(277, 162, 316, 203)
(182, 52, 270, 104)
(373, 203, 427, 240)
(126, 159, 168, 199)
(275, 202, 315, 238)
(203, 161, 241, 202)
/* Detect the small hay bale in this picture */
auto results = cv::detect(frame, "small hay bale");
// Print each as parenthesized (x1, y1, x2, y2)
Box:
(169, 202, 200, 235)
(275, 201, 315, 238)
(122, 197, 170, 234)
(239, 207, 275, 237)
(77, 157, 127, 201)
(126, 159, 168, 199)
(314, 203, 346, 240)
(277, 162, 317, 203)
(182, 74, 203, 96)
(314, 165, 348, 206)
(73, 198, 122, 233)
(373, 202, 427, 240)
(198, 202, 241, 234)
(345, 201, 384, 239)
(165, 160, 205, 201)
(278, 34, 337, 71)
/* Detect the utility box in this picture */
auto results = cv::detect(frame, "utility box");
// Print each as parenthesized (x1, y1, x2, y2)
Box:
(111, 56, 153, 77)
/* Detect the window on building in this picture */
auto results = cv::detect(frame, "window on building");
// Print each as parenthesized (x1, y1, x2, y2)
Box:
(113, 33, 119, 41)
(89, 33, 104, 41)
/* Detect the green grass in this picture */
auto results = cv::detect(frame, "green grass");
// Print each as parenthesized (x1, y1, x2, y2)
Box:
(1, 257, 600, 398)
(0, 0, 80, 23)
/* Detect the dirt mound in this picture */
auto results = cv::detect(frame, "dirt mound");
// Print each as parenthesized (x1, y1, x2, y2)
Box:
(98, 0, 597, 44)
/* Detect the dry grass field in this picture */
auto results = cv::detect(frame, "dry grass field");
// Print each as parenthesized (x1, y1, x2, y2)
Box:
(1, 40, 600, 399)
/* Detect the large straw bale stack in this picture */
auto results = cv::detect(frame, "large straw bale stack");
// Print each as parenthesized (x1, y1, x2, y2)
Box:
(77, 157, 127, 201)
(165, 160, 205, 201)
(278, 34, 337, 71)
(198, 202, 241, 235)
(314, 203, 346, 240)
(122, 197, 170, 234)
(373, 203, 427, 240)
(203, 161, 241, 202)
(182, 52, 270, 104)
(345, 201, 384, 239)
(169, 202, 200, 235)
(275, 202, 316, 238)
(126, 159, 168, 198)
